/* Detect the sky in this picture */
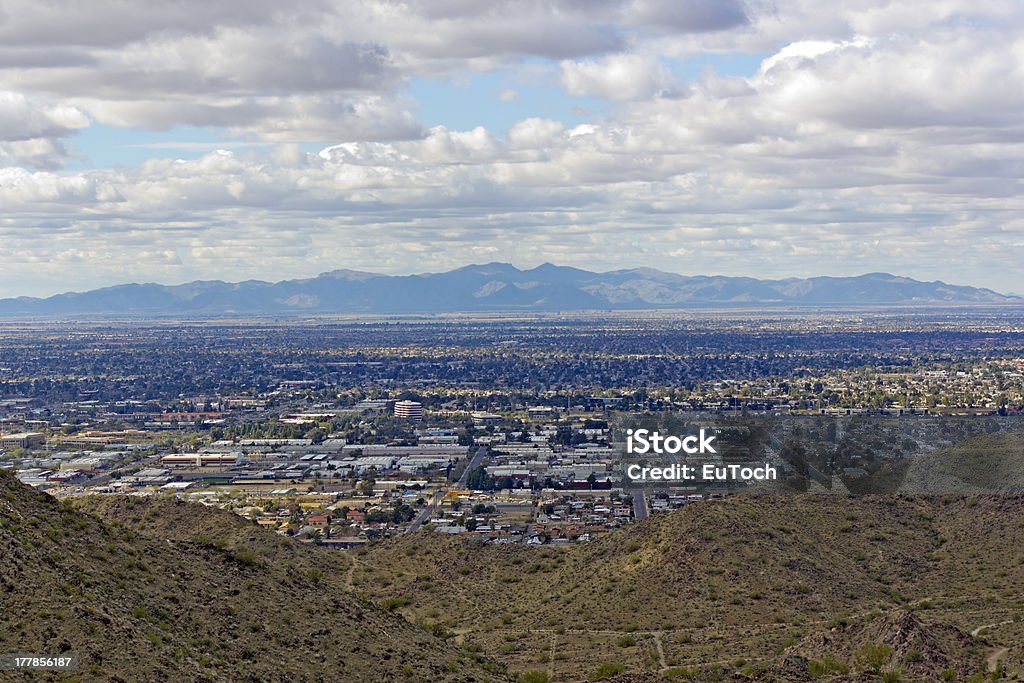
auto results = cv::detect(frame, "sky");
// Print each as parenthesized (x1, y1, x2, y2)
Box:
(1, 0, 1023, 297)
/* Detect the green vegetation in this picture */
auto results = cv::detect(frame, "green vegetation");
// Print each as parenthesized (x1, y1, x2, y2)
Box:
(591, 661, 625, 679)
(808, 655, 849, 676)
(902, 431, 1024, 493)
(880, 667, 905, 682)
(7, 463, 1021, 681)
(515, 672, 549, 683)
(352, 493, 1017, 680)
(856, 643, 894, 673)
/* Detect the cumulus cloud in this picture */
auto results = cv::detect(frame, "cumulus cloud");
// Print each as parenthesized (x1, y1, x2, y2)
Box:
(0, 0, 287, 47)
(1, 0, 1024, 295)
(626, 0, 749, 32)
(507, 118, 565, 148)
(561, 53, 680, 100)
(0, 3, 558, 136)
(0, 92, 87, 141)
(76, 93, 425, 142)
(0, 92, 88, 168)
(0, 0, 759, 138)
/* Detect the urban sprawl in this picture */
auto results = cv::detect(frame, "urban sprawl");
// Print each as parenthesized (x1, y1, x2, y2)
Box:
(3, 311, 1024, 546)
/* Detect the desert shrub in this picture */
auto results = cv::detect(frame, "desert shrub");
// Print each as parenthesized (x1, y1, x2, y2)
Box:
(855, 644, 893, 673)
(592, 661, 625, 679)
(880, 667, 904, 682)
(233, 548, 258, 566)
(808, 655, 849, 676)
(516, 672, 549, 683)
(382, 595, 412, 611)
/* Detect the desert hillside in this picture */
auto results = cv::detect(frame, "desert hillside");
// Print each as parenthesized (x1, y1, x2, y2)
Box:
(9, 469, 1023, 682)
(0, 469, 511, 682)
(351, 494, 1024, 682)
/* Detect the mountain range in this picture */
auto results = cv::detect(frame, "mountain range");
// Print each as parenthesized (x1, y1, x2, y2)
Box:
(1, 263, 1019, 316)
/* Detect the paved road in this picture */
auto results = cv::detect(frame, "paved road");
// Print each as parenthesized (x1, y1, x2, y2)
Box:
(632, 487, 649, 520)
(458, 446, 488, 487)
(407, 489, 443, 533)
(407, 446, 487, 534)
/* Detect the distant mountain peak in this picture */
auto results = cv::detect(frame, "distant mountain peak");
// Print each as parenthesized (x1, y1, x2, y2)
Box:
(317, 268, 380, 281)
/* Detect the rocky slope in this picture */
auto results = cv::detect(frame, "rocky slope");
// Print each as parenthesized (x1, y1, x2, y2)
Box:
(0, 469, 510, 682)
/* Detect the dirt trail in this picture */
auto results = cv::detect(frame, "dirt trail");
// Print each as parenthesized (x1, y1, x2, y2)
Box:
(970, 620, 1013, 638)
(653, 631, 668, 670)
(547, 633, 557, 678)
(345, 553, 358, 590)
(969, 619, 1014, 675)
(986, 647, 1008, 673)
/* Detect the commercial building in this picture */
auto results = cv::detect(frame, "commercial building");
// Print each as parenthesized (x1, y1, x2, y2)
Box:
(393, 400, 424, 420)
(160, 453, 243, 468)
(1, 432, 45, 449)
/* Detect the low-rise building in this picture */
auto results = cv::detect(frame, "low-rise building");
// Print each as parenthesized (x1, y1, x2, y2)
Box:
(1, 432, 45, 448)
